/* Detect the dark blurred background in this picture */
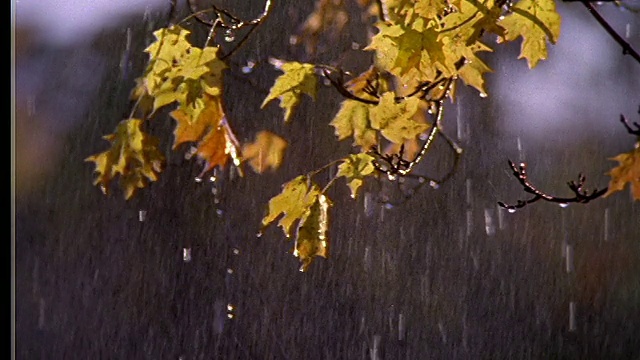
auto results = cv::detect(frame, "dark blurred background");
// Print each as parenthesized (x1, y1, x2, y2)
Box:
(13, 0, 640, 359)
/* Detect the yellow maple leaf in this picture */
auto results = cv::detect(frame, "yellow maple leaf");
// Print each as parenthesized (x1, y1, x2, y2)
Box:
(85, 118, 164, 199)
(262, 61, 317, 122)
(329, 99, 378, 150)
(262, 176, 322, 237)
(498, 0, 561, 69)
(336, 153, 375, 198)
(370, 92, 428, 144)
(604, 144, 640, 200)
(294, 194, 331, 272)
(241, 131, 288, 173)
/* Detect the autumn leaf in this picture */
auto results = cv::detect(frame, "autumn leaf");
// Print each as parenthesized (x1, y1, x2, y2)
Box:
(85, 118, 164, 199)
(604, 144, 640, 200)
(242, 131, 288, 173)
(498, 0, 561, 68)
(262, 176, 322, 237)
(170, 94, 241, 175)
(262, 61, 318, 122)
(366, 20, 448, 84)
(329, 99, 378, 150)
(140, 25, 227, 115)
(294, 194, 331, 272)
(337, 153, 375, 198)
(369, 92, 428, 144)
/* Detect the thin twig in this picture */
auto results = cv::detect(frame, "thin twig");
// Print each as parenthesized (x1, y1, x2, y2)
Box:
(497, 160, 607, 210)
(578, 1, 640, 64)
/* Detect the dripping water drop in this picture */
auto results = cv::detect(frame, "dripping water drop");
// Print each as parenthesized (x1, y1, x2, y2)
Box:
(559, 203, 569, 208)
(507, 208, 517, 214)
(224, 29, 235, 42)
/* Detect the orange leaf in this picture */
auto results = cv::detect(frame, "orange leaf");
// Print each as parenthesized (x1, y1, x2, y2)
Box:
(242, 131, 288, 173)
(196, 125, 229, 174)
(170, 94, 224, 149)
(604, 144, 640, 200)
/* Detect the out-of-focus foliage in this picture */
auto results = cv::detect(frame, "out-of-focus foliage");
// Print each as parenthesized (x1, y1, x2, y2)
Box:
(241, 131, 288, 174)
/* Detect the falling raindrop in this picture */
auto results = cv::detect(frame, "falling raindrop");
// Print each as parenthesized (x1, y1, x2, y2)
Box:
(232, 248, 240, 255)
(226, 268, 234, 274)
(384, 203, 394, 210)
(398, 313, 405, 341)
(241, 60, 256, 74)
(364, 193, 374, 218)
(569, 302, 577, 331)
(224, 29, 235, 42)
(38, 297, 45, 330)
(216, 209, 224, 217)
(484, 208, 495, 236)
(438, 321, 447, 344)
(559, 203, 569, 208)
(603, 208, 610, 242)
(479, 92, 488, 98)
(183, 248, 192, 262)
(370, 334, 381, 360)
(507, 208, 516, 214)
(429, 180, 439, 189)
(256, 232, 262, 238)
(465, 178, 472, 206)
(516, 136, 525, 162)
(497, 204, 506, 229)
(565, 244, 574, 273)
(138, 210, 147, 222)
(351, 42, 360, 50)
(194, 176, 203, 183)
(466, 209, 473, 237)
(289, 35, 299, 45)
(363, 247, 371, 272)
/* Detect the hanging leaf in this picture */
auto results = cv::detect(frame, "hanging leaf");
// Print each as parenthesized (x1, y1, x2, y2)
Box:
(604, 144, 640, 200)
(330, 99, 378, 150)
(262, 61, 318, 122)
(85, 119, 164, 199)
(370, 92, 428, 144)
(262, 176, 322, 237)
(294, 194, 331, 272)
(498, 0, 562, 68)
(336, 153, 375, 198)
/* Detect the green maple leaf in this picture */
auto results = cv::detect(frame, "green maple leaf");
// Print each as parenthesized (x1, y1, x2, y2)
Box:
(337, 153, 375, 198)
(498, 0, 561, 68)
(294, 194, 331, 272)
(262, 176, 322, 237)
(329, 99, 378, 150)
(85, 119, 164, 199)
(261, 61, 318, 122)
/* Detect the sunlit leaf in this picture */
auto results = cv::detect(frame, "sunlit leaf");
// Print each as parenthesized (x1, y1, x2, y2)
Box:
(604, 143, 640, 200)
(242, 131, 288, 173)
(85, 118, 164, 199)
(262, 61, 318, 122)
(330, 99, 378, 150)
(294, 194, 331, 272)
(498, 0, 561, 68)
(337, 153, 375, 198)
(370, 92, 428, 144)
(262, 176, 322, 237)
